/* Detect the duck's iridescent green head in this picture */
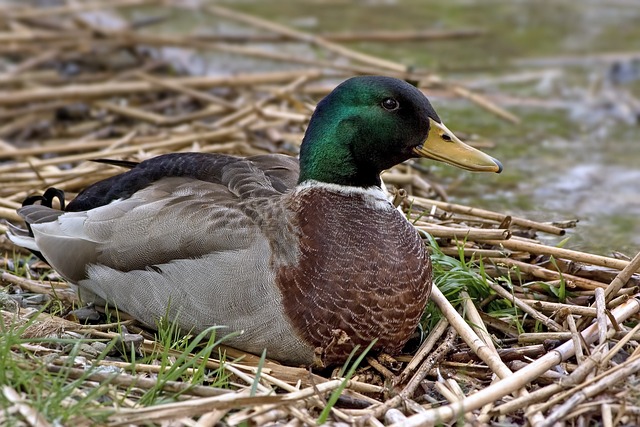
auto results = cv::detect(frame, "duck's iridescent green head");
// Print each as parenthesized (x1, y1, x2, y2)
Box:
(298, 76, 502, 187)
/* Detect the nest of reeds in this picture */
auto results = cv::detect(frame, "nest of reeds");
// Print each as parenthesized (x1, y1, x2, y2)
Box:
(1, 2, 639, 426)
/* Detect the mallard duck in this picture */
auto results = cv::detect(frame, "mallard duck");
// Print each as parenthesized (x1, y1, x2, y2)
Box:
(7, 76, 501, 367)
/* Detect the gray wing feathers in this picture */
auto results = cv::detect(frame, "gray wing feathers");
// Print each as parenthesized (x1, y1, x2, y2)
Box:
(20, 154, 299, 279)
(19, 205, 66, 225)
(26, 177, 270, 278)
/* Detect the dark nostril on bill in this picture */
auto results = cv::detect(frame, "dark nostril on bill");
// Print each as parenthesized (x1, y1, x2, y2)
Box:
(442, 134, 452, 142)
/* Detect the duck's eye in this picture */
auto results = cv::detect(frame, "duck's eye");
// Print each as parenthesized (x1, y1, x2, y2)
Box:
(381, 98, 399, 111)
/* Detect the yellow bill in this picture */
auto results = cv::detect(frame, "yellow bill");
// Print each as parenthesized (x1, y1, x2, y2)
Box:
(413, 118, 503, 173)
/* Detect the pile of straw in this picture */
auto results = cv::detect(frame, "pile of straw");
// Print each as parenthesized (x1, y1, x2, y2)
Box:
(1, 2, 639, 426)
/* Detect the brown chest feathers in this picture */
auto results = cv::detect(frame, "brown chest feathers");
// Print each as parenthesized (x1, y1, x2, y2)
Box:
(277, 186, 432, 367)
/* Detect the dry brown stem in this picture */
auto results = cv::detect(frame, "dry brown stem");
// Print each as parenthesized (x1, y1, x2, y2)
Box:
(411, 196, 566, 236)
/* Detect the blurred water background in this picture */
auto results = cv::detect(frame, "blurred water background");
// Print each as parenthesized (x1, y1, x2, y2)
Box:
(132, 0, 640, 255)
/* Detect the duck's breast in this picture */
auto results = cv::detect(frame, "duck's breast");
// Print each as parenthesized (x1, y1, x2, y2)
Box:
(277, 185, 432, 366)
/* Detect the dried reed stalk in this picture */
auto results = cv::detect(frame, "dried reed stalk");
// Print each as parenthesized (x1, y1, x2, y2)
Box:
(539, 356, 640, 427)
(490, 257, 608, 290)
(486, 239, 631, 270)
(193, 28, 486, 43)
(1, 0, 157, 19)
(430, 286, 515, 380)
(411, 196, 566, 235)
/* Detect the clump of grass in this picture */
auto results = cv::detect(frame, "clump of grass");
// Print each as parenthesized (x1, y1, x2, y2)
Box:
(0, 287, 236, 425)
(423, 235, 513, 331)
(0, 311, 123, 424)
(138, 318, 233, 405)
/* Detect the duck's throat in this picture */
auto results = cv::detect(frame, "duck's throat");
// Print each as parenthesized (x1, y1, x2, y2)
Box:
(297, 149, 383, 188)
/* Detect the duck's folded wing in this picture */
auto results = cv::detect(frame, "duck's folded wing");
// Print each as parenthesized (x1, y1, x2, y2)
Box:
(10, 153, 300, 283)
(17, 176, 283, 283)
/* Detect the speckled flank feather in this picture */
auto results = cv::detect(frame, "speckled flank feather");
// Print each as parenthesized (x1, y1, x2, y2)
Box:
(278, 184, 432, 366)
